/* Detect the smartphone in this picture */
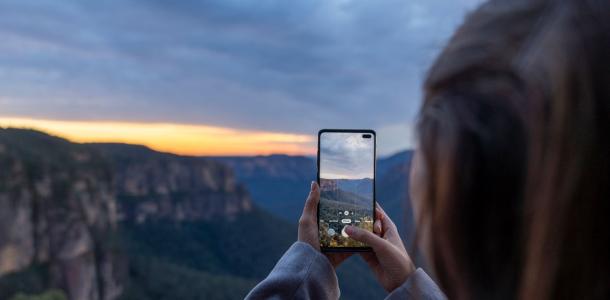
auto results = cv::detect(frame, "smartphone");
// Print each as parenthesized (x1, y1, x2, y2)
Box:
(317, 129, 376, 252)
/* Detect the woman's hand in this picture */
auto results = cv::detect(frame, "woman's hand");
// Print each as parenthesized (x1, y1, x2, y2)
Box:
(298, 181, 351, 268)
(345, 204, 416, 292)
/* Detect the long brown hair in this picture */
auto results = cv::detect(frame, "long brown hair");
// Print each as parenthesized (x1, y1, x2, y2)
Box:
(416, 1, 537, 298)
(415, 0, 609, 299)
(518, 0, 610, 299)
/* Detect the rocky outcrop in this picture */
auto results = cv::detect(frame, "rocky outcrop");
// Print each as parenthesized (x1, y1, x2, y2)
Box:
(0, 129, 122, 300)
(91, 143, 252, 224)
(0, 129, 258, 300)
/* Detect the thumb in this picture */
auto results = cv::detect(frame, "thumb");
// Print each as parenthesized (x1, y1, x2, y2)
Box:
(345, 225, 386, 249)
(302, 181, 320, 217)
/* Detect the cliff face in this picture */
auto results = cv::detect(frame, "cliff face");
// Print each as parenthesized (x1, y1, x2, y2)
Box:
(0, 130, 255, 300)
(91, 143, 252, 224)
(0, 129, 122, 300)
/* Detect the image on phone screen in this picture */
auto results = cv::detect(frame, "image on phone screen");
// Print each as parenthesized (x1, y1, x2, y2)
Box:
(318, 129, 375, 250)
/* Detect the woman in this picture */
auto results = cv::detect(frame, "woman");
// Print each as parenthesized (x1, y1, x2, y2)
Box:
(246, 0, 609, 299)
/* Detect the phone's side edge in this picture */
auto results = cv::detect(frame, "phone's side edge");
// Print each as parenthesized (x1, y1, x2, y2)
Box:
(373, 130, 377, 244)
(316, 130, 322, 251)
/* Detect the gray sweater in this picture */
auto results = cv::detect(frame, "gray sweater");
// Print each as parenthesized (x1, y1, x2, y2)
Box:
(246, 242, 446, 300)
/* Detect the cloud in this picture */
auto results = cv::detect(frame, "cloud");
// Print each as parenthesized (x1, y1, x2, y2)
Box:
(320, 132, 374, 179)
(0, 0, 482, 155)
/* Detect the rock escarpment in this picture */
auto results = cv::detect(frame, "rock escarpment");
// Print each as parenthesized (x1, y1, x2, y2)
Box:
(0, 129, 122, 300)
(0, 129, 254, 300)
(91, 143, 252, 224)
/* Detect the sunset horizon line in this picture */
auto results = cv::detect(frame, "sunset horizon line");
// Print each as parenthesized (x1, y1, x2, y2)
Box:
(0, 116, 316, 157)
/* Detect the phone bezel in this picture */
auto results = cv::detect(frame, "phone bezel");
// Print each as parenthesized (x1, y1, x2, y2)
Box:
(317, 129, 376, 252)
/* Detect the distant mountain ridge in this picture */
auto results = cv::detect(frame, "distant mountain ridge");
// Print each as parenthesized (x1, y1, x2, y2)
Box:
(214, 151, 414, 226)
(320, 178, 373, 207)
(89, 143, 252, 223)
(211, 155, 316, 221)
(335, 178, 374, 199)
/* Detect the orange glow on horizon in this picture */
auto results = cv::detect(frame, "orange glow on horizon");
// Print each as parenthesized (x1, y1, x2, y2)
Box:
(0, 117, 316, 156)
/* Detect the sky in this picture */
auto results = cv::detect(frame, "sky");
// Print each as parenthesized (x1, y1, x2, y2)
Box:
(320, 132, 374, 179)
(0, 0, 482, 156)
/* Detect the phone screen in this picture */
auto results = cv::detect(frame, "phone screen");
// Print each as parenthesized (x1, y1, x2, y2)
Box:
(317, 130, 375, 250)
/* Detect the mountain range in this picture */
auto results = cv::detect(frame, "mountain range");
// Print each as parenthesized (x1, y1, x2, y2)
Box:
(0, 128, 415, 300)
(211, 152, 414, 226)
(333, 178, 374, 199)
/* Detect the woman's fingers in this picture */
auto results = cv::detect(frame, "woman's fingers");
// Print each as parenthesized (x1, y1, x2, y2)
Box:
(373, 203, 405, 250)
(375, 204, 385, 222)
(374, 219, 382, 234)
(345, 225, 388, 250)
(300, 181, 319, 222)
(376, 205, 402, 237)
(298, 182, 321, 251)
(376, 202, 387, 215)
(376, 204, 397, 232)
(376, 203, 399, 238)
